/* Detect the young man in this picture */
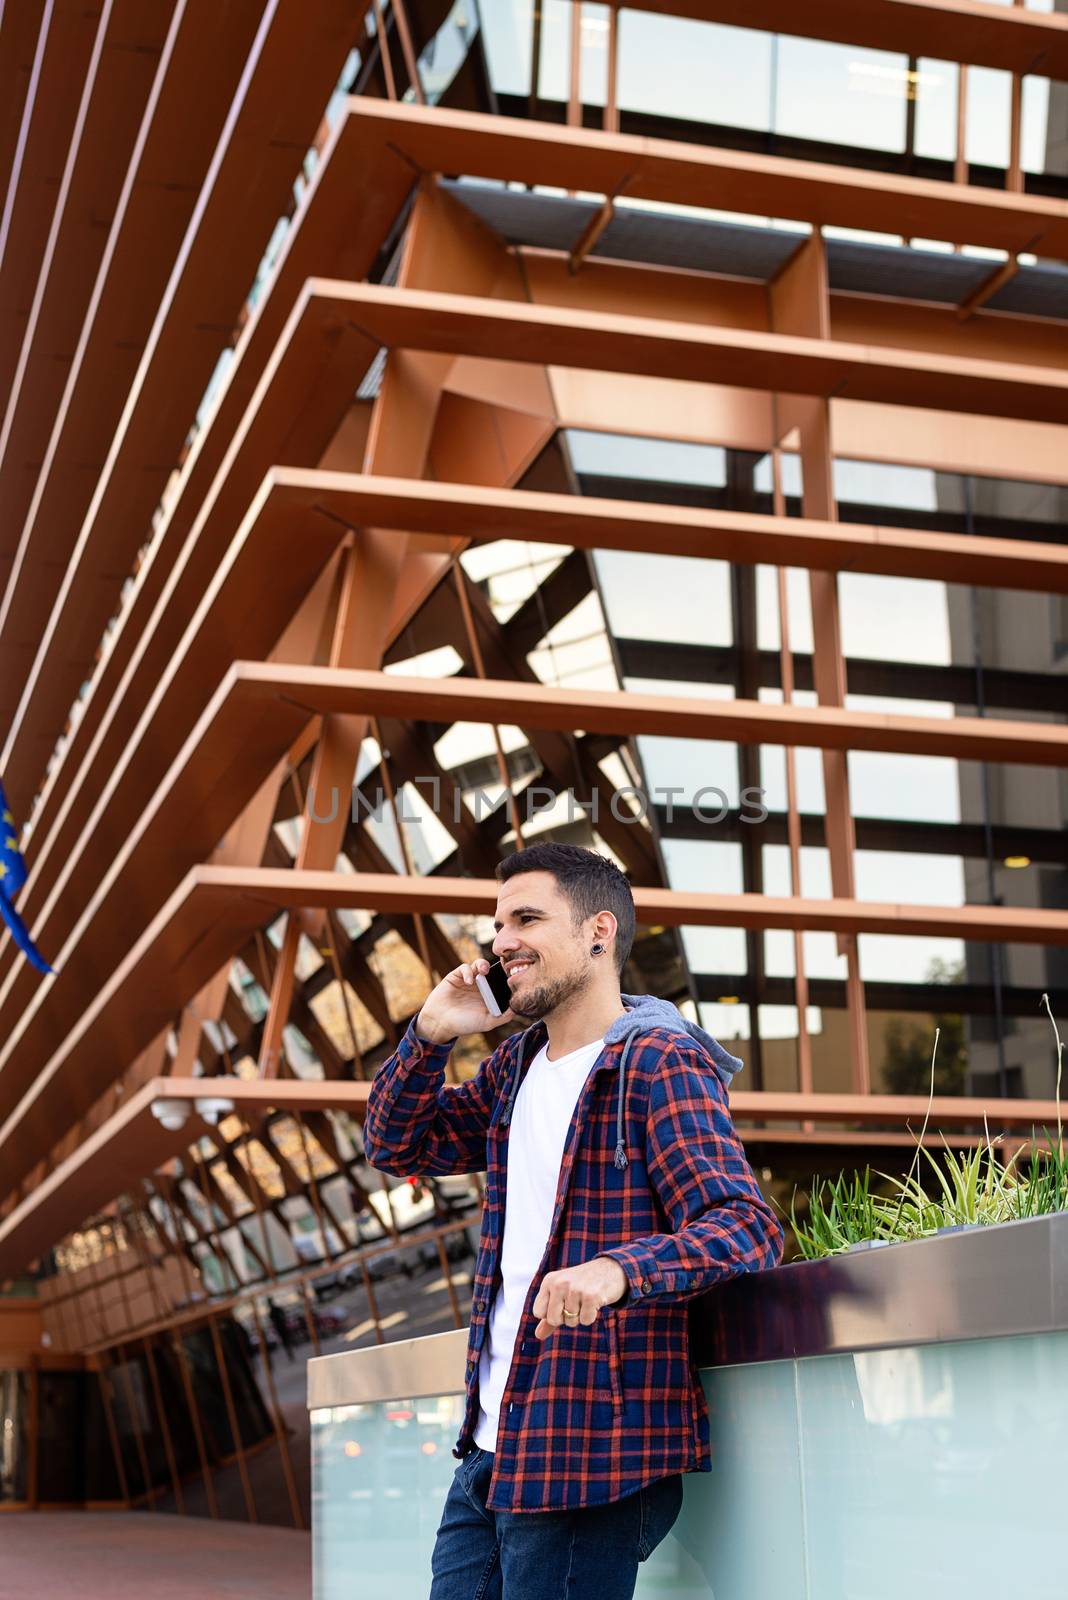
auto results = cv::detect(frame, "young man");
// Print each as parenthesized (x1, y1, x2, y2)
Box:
(363, 843, 783, 1599)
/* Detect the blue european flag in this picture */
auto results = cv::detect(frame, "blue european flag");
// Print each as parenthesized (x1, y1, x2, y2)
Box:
(0, 779, 54, 974)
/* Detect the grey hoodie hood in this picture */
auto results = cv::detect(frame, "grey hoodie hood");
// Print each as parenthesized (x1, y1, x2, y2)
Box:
(604, 993, 744, 1085)
(499, 993, 744, 1171)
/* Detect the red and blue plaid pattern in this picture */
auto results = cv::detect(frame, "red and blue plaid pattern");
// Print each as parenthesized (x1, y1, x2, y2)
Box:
(362, 1014, 784, 1512)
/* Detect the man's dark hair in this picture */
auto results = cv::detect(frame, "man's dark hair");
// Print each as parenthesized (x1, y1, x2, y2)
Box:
(496, 842, 635, 978)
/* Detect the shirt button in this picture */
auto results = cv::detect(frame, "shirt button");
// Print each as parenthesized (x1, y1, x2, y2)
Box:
(641, 1279, 652, 1294)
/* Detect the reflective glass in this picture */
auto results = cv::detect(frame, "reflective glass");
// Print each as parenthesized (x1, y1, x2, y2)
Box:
(617, 12, 773, 131)
(965, 67, 1012, 171)
(479, 0, 535, 97)
(774, 37, 909, 152)
(913, 59, 958, 161)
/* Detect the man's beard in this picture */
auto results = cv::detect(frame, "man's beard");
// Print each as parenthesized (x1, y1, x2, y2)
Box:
(508, 961, 592, 1020)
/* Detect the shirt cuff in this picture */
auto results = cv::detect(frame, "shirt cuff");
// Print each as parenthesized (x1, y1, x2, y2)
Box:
(397, 1014, 457, 1066)
(598, 1244, 661, 1306)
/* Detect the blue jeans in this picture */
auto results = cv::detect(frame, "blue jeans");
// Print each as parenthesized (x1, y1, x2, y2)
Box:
(429, 1447, 684, 1600)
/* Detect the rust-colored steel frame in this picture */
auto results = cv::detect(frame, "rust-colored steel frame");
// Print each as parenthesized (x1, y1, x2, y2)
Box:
(5, 1063, 1068, 1286)
(274, 280, 1068, 424)
(8, 252, 1065, 1010)
(2, 54, 1066, 1322)
(0, 0, 103, 412)
(4, 633, 1062, 1153)
(0, 0, 362, 776)
(6, 92, 1068, 821)
(572, 0, 1068, 80)
(0, 0, 170, 566)
(2, 861, 1065, 1200)
(255, 470, 1068, 593)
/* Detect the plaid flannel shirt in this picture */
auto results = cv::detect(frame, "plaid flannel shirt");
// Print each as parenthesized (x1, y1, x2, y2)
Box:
(362, 1013, 784, 1512)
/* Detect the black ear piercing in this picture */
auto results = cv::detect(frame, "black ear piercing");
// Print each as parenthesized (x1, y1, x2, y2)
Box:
(591, 943, 606, 955)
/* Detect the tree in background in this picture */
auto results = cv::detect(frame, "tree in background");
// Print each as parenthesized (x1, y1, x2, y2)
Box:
(882, 957, 968, 1096)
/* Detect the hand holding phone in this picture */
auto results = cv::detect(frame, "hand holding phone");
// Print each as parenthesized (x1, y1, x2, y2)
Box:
(414, 958, 516, 1044)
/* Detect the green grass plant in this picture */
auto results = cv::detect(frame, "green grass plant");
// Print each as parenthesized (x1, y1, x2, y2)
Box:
(784, 995, 1067, 1259)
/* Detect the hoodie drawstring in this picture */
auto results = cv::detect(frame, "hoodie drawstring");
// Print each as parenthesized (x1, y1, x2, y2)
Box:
(614, 1035, 632, 1169)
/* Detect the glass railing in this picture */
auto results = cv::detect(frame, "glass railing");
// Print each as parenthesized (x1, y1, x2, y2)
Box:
(310, 1217, 1068, 1598)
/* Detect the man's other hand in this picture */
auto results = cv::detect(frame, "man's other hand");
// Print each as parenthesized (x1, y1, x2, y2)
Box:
(532, 1256, 628, 1340)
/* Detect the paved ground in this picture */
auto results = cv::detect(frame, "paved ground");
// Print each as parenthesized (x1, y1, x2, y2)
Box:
(0, 1513, 310, 1600)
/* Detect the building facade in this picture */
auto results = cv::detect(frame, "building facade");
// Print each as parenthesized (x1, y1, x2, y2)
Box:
(0, 0, 1065, 1518)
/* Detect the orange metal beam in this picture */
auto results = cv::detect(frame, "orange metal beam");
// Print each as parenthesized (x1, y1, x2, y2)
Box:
(728, 1088, 1068, 1127)
(236, 661, 1068, 768)
(0, 94, 424, 823)
(0, 473, 354, 1090)
(349, 99, 1068, 260)
(3, 645, 1060, 1127)
(0, 0, 271, 707)
(0, 0, 361, 798)
(1, 864, 1065, 1200)
(625, 0, 1068, 79)
(287, 469, 1068, 594)
(0, 1076, 374, 1284)
(0, 0, 168, 560)
(9, 92, 1067, 861)
(0, 0, 102, 406)
(3, 1058, 1068, 1282)
(294, 280, 1068, 424)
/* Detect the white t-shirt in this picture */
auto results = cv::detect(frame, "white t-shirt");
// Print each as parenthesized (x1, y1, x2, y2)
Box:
(473, 1034, 606, 1452)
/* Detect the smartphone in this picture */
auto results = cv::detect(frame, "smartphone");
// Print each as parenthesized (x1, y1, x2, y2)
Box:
(475, 959, 512, 1018)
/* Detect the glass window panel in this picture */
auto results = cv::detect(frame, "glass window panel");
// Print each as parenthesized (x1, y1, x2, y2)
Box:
(839, 574, 950, 664)
(594, 551, 732, 645)
(913, 59, 959, 160)
(803, 929, 849, 979)
(698, 998, 751, 1039)
(639, 738, 741, 819)
(764, 928, 797, 977)
(0, 1371, 28, 1502)
(762, 843, 794, 898)
(847, 751, 962, 823)
(662, 837, 744, 893)
(623, 677, 734, 703)
(965, 67, 1012, 169)
(759, 1006, 802, 1090)
(799, 844, 832, 899)
(774, 38, 909, 152)
(617, 12, 773, 131)
(537, 0, 571, 101)
(579, 2, 609, 107)
(859, 932, 967, 983)
(759, 1003, 803, 1040)
(683, 925, 748, 976)
(1021, 76, 1054, 173)
(760, 744, 826, 815)
(846, 692, 956, 719)
(855, 849, 967, 908)
(834, 458, 939, 512)
(569, 430, 727, 486)
(752, 450, 803, 502)
(755, 566, 815, 653)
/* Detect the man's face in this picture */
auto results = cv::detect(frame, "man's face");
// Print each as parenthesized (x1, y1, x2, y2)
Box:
(490, 871, 598, 1021)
